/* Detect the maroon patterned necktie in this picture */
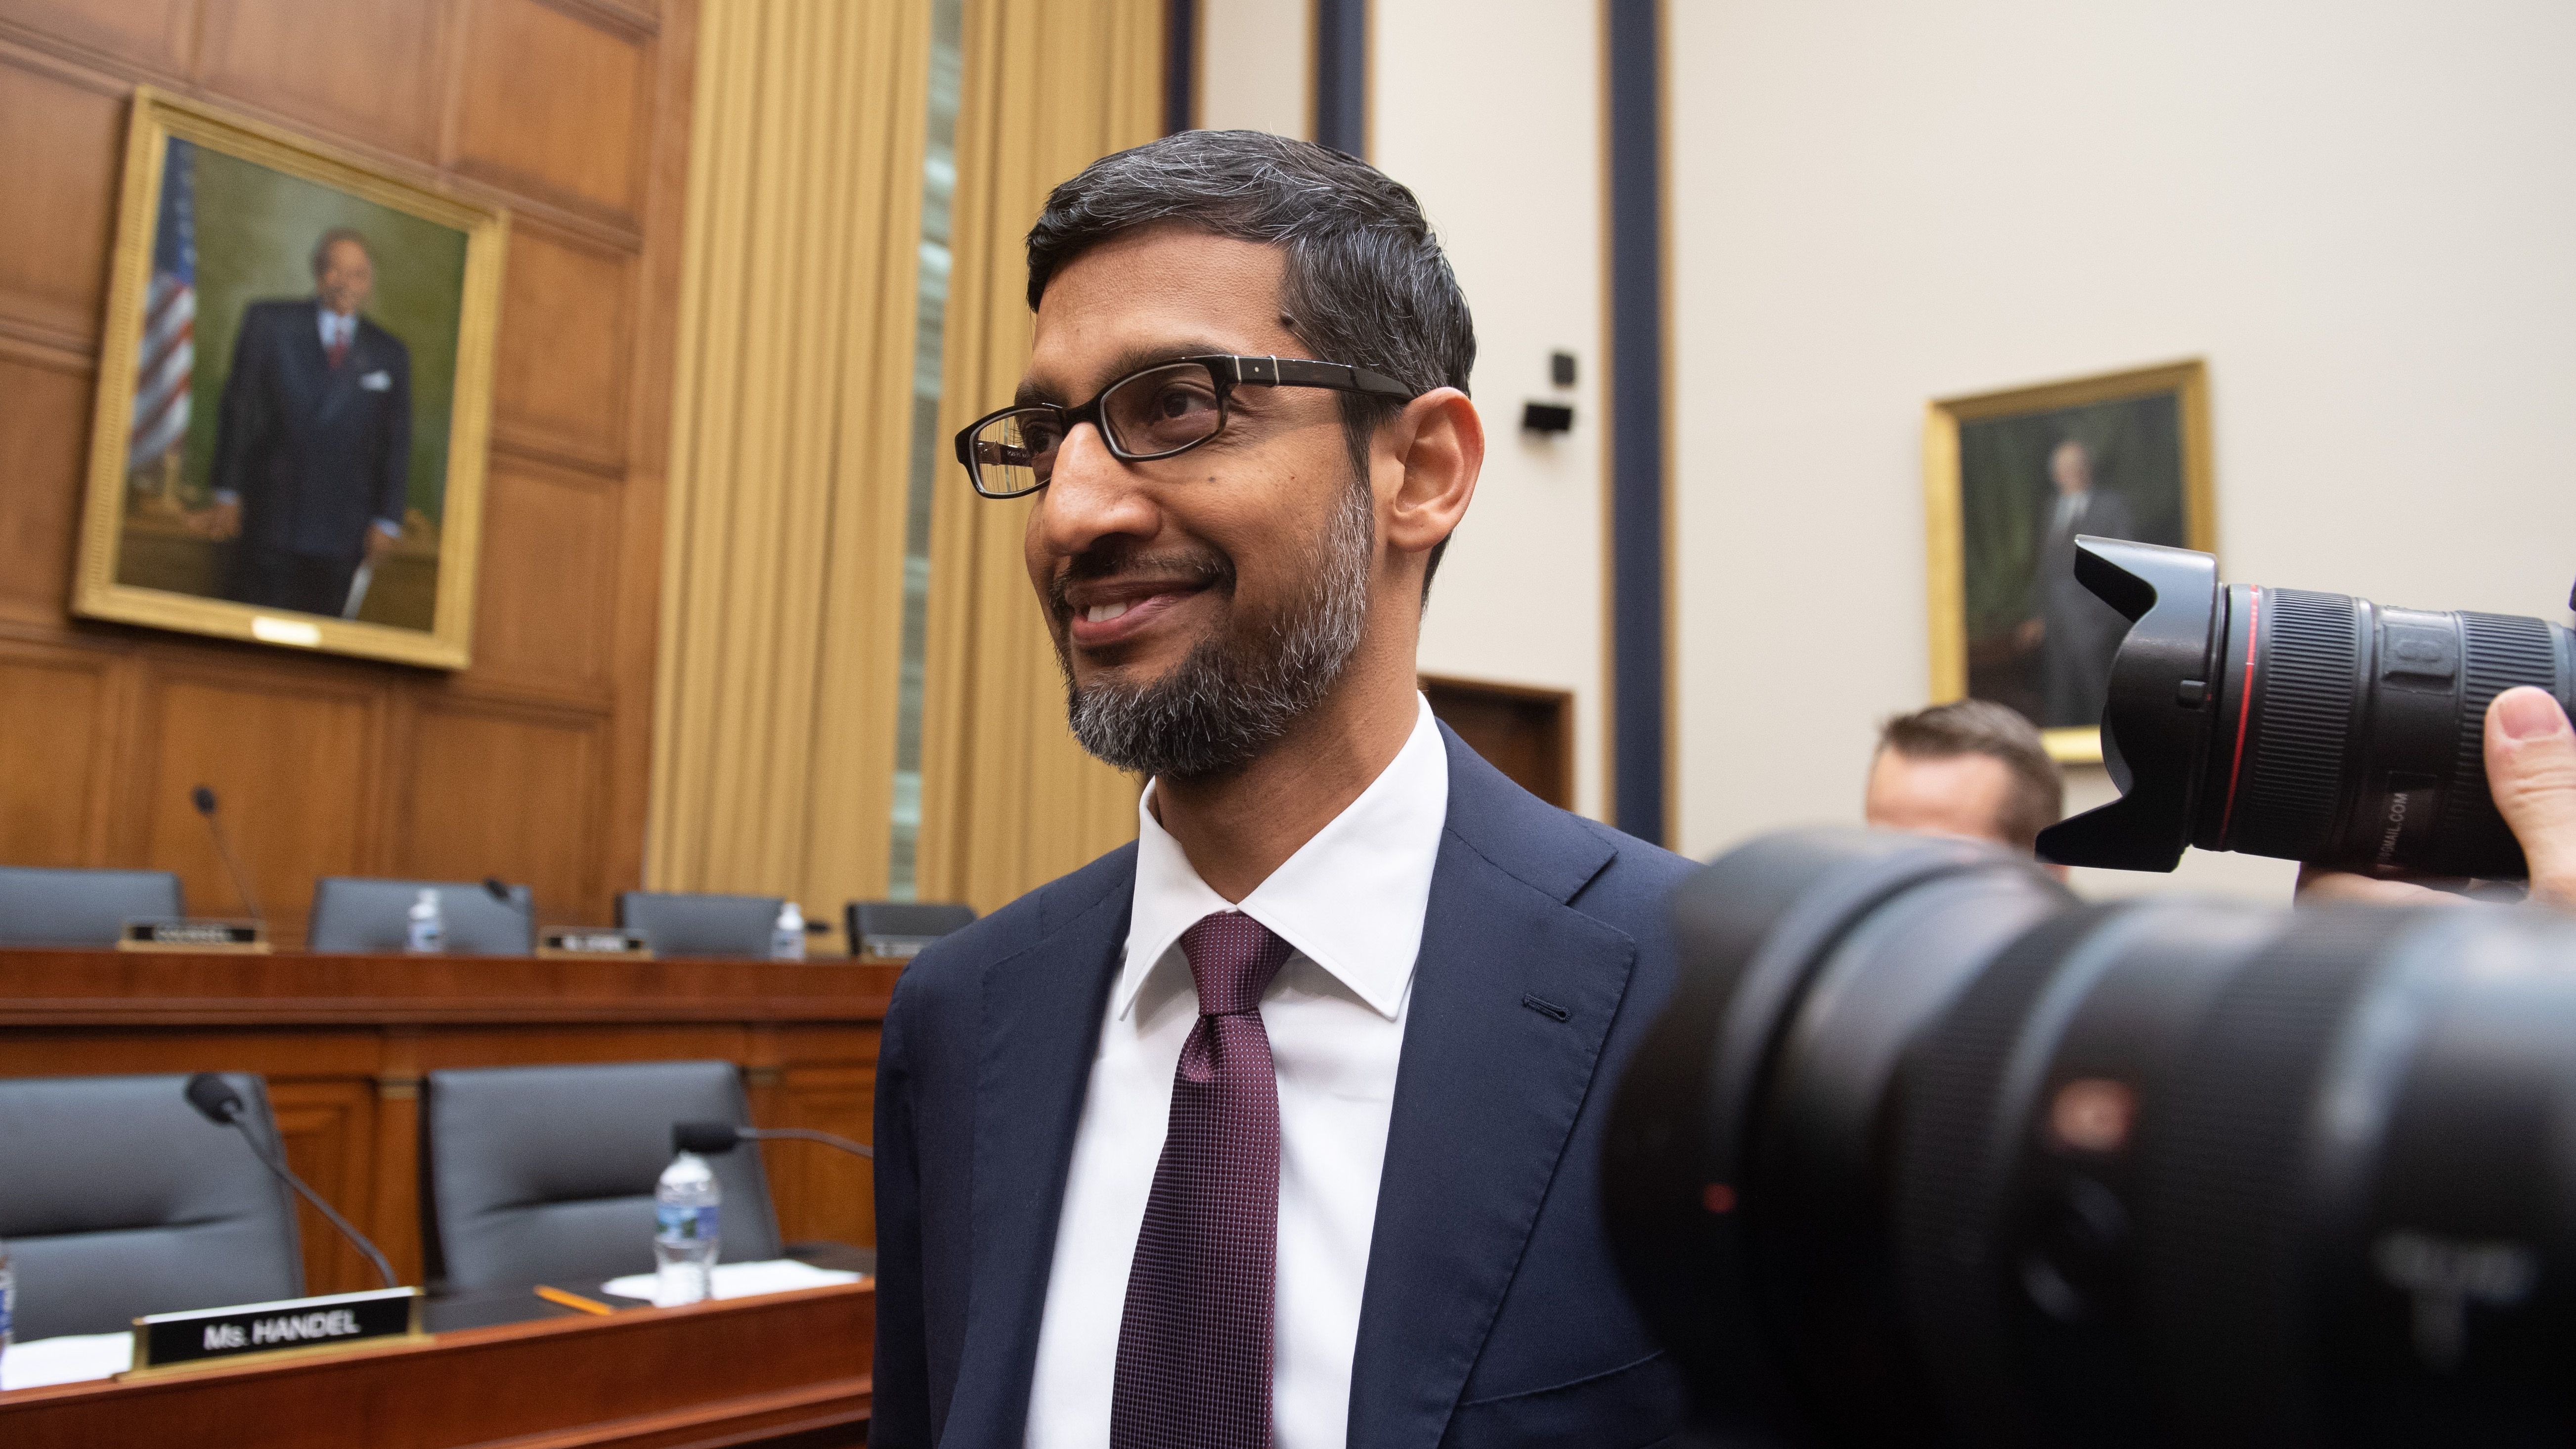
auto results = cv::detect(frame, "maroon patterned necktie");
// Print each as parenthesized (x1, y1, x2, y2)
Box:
(1110, 911, 1294, 1449)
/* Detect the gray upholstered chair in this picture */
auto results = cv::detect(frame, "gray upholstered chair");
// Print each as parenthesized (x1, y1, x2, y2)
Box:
(306, 877, 533, 955)
(0, 867, 184, 948)
(614, 890, 783, 958)
(0, 1073, 302, 1339)
(422, 1060, 783, 1292)
(844, 900, 976, 959)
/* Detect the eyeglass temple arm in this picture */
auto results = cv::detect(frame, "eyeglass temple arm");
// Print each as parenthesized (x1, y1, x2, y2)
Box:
(1213, 355, 1415, 399)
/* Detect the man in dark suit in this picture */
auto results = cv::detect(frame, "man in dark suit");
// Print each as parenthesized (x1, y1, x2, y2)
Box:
(872, 132, 1698, 1449)
(2019, 438, 2135, 727)
(199, 227, 411, 617)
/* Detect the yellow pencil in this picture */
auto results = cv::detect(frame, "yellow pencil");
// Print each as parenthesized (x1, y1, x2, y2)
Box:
(534, 1284, 617, 1316)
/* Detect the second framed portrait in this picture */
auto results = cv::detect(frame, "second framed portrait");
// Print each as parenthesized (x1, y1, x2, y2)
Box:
(1923, 359, 2215, 763)
(74, 88, 506, 669)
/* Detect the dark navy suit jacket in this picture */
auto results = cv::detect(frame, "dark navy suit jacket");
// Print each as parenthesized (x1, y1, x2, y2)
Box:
(872, 726, 1697, 1448)
(212, 299, 412, 564)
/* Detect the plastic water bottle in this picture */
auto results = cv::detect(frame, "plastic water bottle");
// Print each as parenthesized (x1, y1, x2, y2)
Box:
(405, 888, 445, 954)
(769, 901, 806, 962)
(653, 1151, 721, 1306)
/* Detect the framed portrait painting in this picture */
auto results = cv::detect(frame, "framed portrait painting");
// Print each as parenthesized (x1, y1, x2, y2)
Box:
(74, 88, 507, 669)
(1923, 359, 2216, 763)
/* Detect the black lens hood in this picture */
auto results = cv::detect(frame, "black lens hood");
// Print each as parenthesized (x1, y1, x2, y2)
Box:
(2036, 538, 2225, 872)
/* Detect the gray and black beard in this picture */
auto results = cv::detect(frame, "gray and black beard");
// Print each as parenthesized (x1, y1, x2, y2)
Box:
(1061, 479, 1373, 782)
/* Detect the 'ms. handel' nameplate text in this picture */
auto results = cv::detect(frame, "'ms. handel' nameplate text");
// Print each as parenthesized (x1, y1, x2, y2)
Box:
(128, 1287, 422, 1376)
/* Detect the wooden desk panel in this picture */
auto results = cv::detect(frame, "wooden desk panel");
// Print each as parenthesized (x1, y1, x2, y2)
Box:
(0, 1283, 873, 1449)
(0, 949, 902, 1294)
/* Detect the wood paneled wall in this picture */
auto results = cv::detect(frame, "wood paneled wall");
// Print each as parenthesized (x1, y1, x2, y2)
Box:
(0, 0, 697, 945)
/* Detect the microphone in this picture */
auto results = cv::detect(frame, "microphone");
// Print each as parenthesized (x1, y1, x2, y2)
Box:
(185, 1074, 398, 1289)
(674, 1120, 872, 1160)
(191, 786, 263, 923)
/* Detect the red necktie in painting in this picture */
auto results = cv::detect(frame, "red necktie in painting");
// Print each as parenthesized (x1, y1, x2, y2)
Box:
(326, 329, 349, 369)
(1110, 911, 1292, 1449)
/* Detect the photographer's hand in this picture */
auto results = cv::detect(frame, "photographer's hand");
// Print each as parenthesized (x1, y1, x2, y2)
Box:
(2297, 686, 2576, 909)
(2485, 686, 2576, 909)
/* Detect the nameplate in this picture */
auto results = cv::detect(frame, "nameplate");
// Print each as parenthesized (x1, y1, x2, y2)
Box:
(125, 1287, 424, 1379)
(118, 919, 270, 954)
(860, 933, 939, 960)
(538, 927, 654, 960)
(249, 615, 323, 648)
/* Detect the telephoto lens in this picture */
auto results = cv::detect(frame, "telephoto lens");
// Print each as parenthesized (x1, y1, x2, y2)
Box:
(1605, 829, 2576, 1449)
(2034, 539, 2574, 880)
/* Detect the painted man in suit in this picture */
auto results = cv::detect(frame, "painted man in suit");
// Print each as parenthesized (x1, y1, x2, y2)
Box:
(872, 132, 1703, 1449)
(198, 227, 411, 617)
(2018, 438, 2135, 727)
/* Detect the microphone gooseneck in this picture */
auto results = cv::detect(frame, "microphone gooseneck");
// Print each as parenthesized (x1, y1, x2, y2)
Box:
(183, 1074, 397, 1289)
(189, 785, 264, 925)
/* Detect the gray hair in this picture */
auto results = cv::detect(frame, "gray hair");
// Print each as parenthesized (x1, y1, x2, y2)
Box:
(1026, 130, 1476, 590)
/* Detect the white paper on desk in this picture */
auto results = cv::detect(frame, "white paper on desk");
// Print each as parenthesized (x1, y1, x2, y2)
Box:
(599, 1258, 863, 1305)
(1, 1332, 134, 1391)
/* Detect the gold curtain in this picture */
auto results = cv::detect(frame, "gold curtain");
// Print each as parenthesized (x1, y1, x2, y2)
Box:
(646, 0, 933, 924)
(915, 0, 1167, 914)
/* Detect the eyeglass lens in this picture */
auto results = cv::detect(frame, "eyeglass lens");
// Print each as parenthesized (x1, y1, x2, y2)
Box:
(1100, 362, 1225, 458)
(968, 361, 1226, 495)
(970, 413, 1055, 498)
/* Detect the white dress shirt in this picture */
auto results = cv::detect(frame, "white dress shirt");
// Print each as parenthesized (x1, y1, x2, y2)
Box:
(1025, 694, 1450, 1449)
(318, 307, 356, 354)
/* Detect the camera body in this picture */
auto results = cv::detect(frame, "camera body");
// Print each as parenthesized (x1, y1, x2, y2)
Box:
(2036, 539, 2575, 880)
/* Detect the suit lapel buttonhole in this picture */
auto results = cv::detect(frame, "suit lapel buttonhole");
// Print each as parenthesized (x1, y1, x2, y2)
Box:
(1519, 993, 1571, 1023)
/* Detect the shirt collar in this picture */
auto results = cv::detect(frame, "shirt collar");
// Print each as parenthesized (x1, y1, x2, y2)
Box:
(1117, 694, 1449, 1022)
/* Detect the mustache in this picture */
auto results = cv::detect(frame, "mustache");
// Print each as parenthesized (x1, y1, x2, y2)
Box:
(1048, 544, 1233, 616)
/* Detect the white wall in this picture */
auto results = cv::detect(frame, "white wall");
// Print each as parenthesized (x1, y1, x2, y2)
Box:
(1197, 0, 1312, 138)
(1669, 0, 2576, 898)
(1373, 0, 1610, 819)
(1197, 0, 1615, 819)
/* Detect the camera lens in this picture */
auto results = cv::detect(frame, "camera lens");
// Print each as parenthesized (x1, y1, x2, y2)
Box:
(1606, 829, 2576, 1447)
(2034, 540, 2574, 880)
(2197, 587, 2568, 877)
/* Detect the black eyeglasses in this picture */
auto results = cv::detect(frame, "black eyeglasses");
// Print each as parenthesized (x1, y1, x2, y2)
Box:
(953, 354, 1417, 499)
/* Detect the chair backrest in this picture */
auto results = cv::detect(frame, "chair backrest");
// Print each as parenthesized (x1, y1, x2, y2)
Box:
(0, 867, 184, 948)
(615, 891, 782, 958)
(845, 900, 977, 959)
(422, 1060, 783, 1292)
(307, 877, 533, 954)
(0, 1073, 303, 1339)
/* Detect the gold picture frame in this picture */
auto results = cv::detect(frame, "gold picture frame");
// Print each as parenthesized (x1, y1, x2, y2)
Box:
(75, 88, 507, 670)
(1923, 359, 2215, 764)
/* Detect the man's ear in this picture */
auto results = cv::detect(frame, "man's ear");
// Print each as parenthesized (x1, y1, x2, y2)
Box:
(1381, 387, 1482, 566)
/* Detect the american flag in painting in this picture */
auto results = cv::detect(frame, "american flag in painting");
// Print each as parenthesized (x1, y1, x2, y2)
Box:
(130, 137, 196, 470)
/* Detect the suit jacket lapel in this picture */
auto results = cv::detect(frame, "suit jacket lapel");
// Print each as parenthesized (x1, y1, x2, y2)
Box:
(942, 859, 1133, 1448)
(1348, 731, 1634, 1449)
